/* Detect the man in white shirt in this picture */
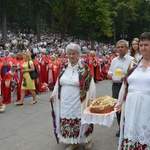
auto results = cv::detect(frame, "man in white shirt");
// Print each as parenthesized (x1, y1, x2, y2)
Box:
(107, 39, 133, 137)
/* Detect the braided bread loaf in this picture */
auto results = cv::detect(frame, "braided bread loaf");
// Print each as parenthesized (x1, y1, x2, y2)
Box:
(89, 96, 117, 114)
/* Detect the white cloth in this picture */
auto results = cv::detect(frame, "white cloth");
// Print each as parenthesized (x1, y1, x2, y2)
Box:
(118, 63, 150, 150)
(118, 102, 126, 150)
(124, 64, 150, 145)
(125, 91, 150, 145)
(82, 108, 116, 127)
(115, 81, 125, 109)
(60, 63, 81, 119)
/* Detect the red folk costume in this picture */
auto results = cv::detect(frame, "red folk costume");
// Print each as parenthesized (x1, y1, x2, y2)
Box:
(105, 55, 112, 66)
(0, 62, 2, 96)
(1, 56, 12, 78)
(101, 64, 109, 80)
(0, 74, 2, 96)
(2, 70, 21, 104)
(0, 57, 3, 73)
(57, 57, 67, 64)
(88, 56, 101, 81)
(110, 54, 115, 62)
(40, 55, 50, 83)
(47, 59, 60, 90)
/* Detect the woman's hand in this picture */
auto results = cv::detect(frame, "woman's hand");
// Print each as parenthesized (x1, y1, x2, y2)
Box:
(114, 103, 122, 113)
(87, 98, 93, 107)
(49, 96, 54, 102)
(22, 69, 29, 73)
(115, 108, 121, 113)
(22, 68, 25, 73)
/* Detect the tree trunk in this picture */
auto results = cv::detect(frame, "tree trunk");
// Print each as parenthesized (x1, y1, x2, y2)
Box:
(35, 0, 40, 42)
(2, 0, 7, 41)
(51, 13, 54, 33)
(113, 21, 116, 45)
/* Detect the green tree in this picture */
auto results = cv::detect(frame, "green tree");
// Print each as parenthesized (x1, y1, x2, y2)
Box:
(127, 0, 150, 40)
(1, 0, 149, 44)
(53, 0, 78, 37)
(76, 0, 113, 41)
(113, 0, 143, 41)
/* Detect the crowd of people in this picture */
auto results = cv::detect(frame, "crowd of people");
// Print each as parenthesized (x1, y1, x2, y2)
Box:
(1, 30, 150, 150)
(0, 31, 116, 108)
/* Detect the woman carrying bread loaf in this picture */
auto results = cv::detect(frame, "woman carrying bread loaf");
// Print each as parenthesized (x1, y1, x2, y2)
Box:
(115, 32, 150, 150)
(49, 42, 96, 150)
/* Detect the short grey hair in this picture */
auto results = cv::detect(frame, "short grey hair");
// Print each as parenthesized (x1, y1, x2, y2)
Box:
(66, 43, 81, 54)
(116, 39, 129, 48)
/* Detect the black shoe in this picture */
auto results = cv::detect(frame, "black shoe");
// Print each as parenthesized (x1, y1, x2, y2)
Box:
(15, 103, 23, 106)
(116, 130, 120, 137)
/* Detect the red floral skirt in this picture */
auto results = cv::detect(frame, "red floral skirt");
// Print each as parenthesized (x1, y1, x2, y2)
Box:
(60, 118, 93, 139)
(121, 139, 149, 150)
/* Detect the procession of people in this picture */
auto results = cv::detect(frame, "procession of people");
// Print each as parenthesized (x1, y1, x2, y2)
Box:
(1, 30, 150, 150)
(0, 31, 114, 107)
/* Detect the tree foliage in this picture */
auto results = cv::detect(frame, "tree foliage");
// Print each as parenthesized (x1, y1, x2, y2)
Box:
(0, 0, 150, 43)
(76, 0, 113, 40)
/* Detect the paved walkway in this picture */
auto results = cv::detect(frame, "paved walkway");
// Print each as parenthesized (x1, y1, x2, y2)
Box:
(0, 80, 119, 150)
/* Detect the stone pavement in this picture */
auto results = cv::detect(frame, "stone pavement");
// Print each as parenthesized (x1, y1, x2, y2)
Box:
(0, 80, 119, 150)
